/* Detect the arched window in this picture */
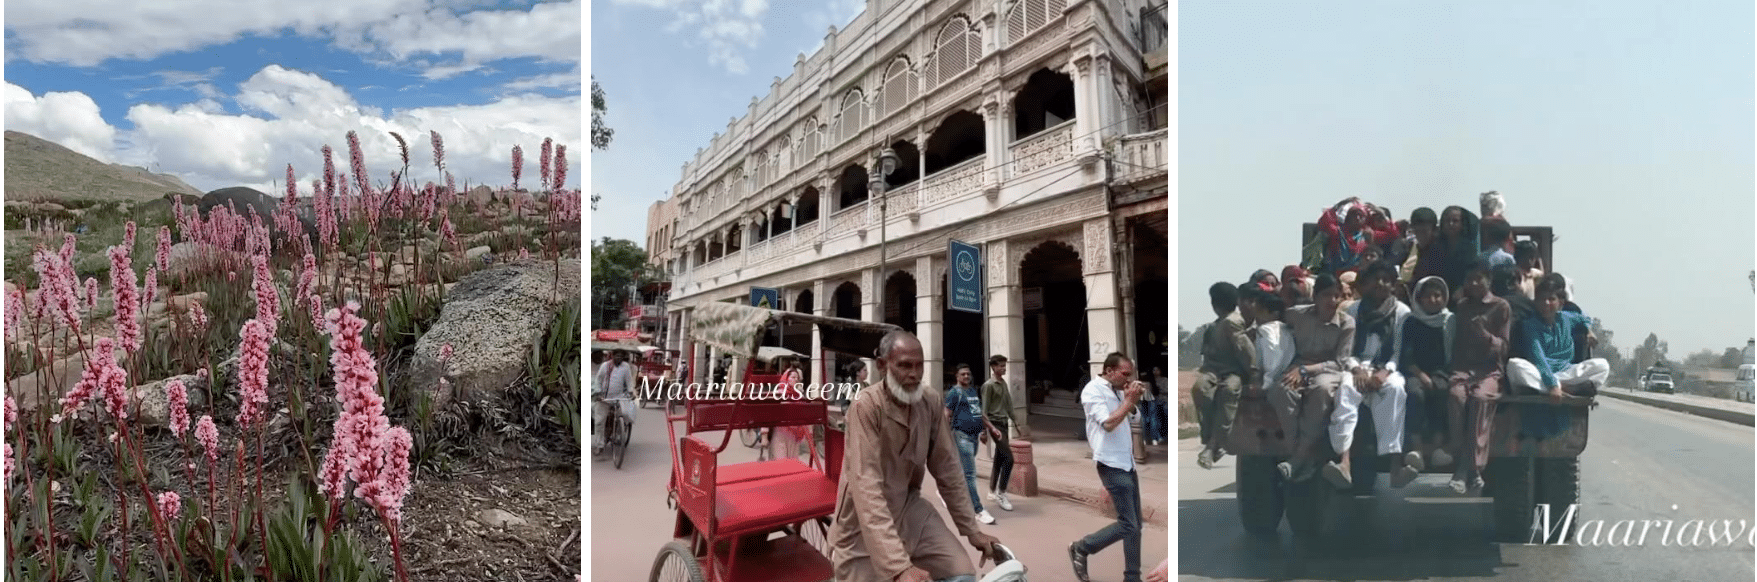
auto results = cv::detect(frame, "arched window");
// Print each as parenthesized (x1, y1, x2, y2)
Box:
(777, 136, 792, 175)
(1007, 0, 1066, 45)
(837, 90, 865, 144)
(801, 116, 820, 159)
(883, 57, 918, 116)
(929, 17, 978, 88)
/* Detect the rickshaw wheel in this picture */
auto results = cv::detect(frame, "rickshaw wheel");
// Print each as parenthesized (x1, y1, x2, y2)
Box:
(649, 540, 706, 582)
(798, 516, 833, 556)
(612, 416, 630, 469)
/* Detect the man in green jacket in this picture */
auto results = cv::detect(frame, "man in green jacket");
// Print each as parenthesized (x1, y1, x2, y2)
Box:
(982, 354, 1024, 511)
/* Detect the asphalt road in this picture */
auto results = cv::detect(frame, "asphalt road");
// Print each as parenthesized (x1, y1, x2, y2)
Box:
(1178, 396, 1755, 582)
(591, 404, 1170, 581)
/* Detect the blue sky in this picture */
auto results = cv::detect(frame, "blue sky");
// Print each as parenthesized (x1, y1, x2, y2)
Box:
(4, 0, 582, 195)
(1179, 0, 1755, 357)
(589, 0, 866, 244)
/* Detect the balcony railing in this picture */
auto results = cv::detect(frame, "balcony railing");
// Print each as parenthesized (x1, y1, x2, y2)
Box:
(1010, 120, 1077, 177)
(1113, 129, 1167, 184)
(919, 157, 986, 208)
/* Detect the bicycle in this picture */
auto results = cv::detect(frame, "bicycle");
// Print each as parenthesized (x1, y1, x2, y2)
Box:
(595, 394, 634, 469)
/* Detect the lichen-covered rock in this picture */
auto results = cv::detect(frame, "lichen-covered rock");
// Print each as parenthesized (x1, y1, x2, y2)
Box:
(411, 258, 580, 408)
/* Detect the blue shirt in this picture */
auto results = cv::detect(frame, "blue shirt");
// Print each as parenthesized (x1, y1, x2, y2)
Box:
(1481, 248, 1516, 271)
(1519, 311, 1590, 388)
(944, 384, 986, 435)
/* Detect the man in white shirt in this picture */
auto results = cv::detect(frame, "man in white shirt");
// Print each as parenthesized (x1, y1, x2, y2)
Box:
(593, 350, 637, 454)
(1069, 352, 1146, 582)
(1326, 261, 1417, 490)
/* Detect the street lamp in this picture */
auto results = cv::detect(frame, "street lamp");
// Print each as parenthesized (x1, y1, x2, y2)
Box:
(871, 146, 899, 325)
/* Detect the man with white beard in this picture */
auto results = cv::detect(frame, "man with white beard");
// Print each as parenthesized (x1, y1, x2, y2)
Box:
(829, 330, 1004, 582)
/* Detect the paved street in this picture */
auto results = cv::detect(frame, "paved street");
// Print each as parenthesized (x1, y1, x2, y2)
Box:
(1177, 396, 1755, 582)
(592, 405, 1169, 581)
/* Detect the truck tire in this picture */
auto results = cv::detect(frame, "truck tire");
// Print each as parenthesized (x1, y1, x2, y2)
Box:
(1487, 457, 1536, 543)
(1236, 455, 1284, 535)
(1283, 475, 1332, 538)
(1535, 457, 1582, 544)
(1349, 413, 1378, 496)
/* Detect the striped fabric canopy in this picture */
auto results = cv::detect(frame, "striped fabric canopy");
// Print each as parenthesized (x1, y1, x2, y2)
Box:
(687, 302, 904, 359)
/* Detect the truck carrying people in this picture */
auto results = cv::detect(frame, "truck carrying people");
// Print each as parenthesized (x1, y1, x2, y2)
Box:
(1190, 193, 1600, 544)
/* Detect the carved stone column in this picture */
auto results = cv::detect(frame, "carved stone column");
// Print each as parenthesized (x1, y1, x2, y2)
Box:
(1070, 54, 1097, 154)
(1082, 217, 1123, 378)
(917, 255, 943, 388)
(985, 238, 1029, 435)
(812, 279, 828, 384)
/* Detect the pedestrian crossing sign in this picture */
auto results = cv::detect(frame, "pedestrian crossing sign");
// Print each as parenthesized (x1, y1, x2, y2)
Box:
(750, 287, 780, 310)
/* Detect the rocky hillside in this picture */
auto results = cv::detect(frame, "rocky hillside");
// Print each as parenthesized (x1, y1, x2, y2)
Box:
(4, 130, 203, 203)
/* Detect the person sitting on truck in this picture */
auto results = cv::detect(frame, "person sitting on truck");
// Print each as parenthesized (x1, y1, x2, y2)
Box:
(1404, 207, 1442, 288)
(1478, 218, 1517, 271)
(830, 330, 1003, 582)
(1543, 272, 1593, 363)
(1400, 276, 1455, 471)
(1280, 265, 1314, 307)
(1447, 259, 1512, 494)
(1316, 197, 1400, 275)
(1436, 205, 1482, 294)
(1246, 293, 1297, 437)
(1492, 264, 1537, 325)
(1248, 269, 1279, 293)
(1192, 282, 1255, 469)
(1508, 277, 1608, 402)
(1275, 274, 1356, 482)
(1324, 260, 1418, 489)
(1512, 240, 1541, 299)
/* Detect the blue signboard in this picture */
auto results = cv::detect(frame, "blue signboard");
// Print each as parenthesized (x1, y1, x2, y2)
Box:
(948, 240, 983, 314)
(749, 287, 780, 310)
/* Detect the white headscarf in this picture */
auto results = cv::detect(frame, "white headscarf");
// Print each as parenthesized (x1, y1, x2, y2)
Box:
(1409, 276, 1455, 364)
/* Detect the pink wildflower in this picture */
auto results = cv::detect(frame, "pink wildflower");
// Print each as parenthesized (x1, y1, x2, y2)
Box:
(5, 395, 17, 429)
(60, 338, 115, 417)
(109, 246, 141, 353)
(519, 247, 530, 261)
(59, 233, 76, 264)
(439, 213, 459, 256)
(156, 226, 171, 272)
(308, 294, 324, 332)
(84, 278, 97, 311)
(98, 341, 128, 421)
(6, 289, 25, 341)
(296, 253, 317, 308)
(539, 138, 552, 188)
(143, 265, 158, 311)
(124, 221, 137, 250)
(33, 249, 82, 334)
(367, 426, 413, 521)
(237, 319, 272, 428)
(439, 343, 453, 363)
(430, 130, 445, 171)
(511, 145, 523, 190)
(553, 144, 567, 191)
(166, 379, 190, 438)
(195, 415, 218, 461)
(348, 131, 370, 198)
(189, 300, 209, 333)
(2, 443, 11, 482)
(318, 437, 353, 500)
(252, 254, 279, 335)
(156, 491, 182, 521)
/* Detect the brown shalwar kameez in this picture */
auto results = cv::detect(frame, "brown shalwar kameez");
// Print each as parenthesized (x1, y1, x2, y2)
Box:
(1448, 295, 1511, 474)
(830, 384, 984, 582)
(1278, 305, 1355, 463)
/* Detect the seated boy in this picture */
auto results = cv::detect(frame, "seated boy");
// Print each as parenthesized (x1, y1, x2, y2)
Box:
(1508, 276, 1607, 399)
(1325, 261, 1416, 489)
(1193, 282, 1256, 469)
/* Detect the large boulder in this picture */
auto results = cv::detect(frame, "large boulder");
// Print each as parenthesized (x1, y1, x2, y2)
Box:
(8, 339, 127, 415)
(410, 258, 581, 408)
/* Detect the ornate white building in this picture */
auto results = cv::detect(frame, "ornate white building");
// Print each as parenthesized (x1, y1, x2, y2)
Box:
(655, 0, 1167, 416)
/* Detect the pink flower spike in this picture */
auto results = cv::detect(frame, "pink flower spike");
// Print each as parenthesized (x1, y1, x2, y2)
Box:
(189, 300, 209, 333)
(236, 319, 272, 428)
(166, 379, 190, 438)
(109, 246, 141, 353)
(156, 226, 172, 272)
(124, 221, 137, 251)
(251, 254, 279, 336)
(511, 145, 523, 190)
(373, 426, 414, 522)
(195, 415, 219, 461)
(552, 144, 567, 191)
(539, 138, 552, 189)
(430, 130, 445, 171)
(85, 278, 97, 311)
(143, 265, 159, 311)
(2, 442, 11, 482)
(156, 491, 181, 521)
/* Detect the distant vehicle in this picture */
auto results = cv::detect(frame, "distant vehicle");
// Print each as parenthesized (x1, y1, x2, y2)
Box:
(1735, 364, 1754, 403)
(1640, 366, 1675, 394)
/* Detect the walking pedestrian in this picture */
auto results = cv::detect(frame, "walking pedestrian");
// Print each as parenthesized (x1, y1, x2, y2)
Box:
(981, 355, 1020, 511)
(1069, 352, 1146, 582)
(945, 364, 996, 525)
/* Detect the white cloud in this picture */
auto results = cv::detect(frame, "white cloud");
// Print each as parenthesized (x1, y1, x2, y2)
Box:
(503, 67, 582, 91)
(5, 0, 578, 82)
(4, 82, 118, 161)
(7, 66, 581, 195)
(615, 0, 770, 74)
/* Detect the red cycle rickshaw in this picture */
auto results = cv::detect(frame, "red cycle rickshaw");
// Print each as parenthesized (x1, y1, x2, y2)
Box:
(652, 302, 899, 582)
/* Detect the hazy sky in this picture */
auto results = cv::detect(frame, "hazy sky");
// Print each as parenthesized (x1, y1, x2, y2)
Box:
(5, 0, 581, 195)
(590, 0, 867, 244)
(1179, 0, 1755, 358)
